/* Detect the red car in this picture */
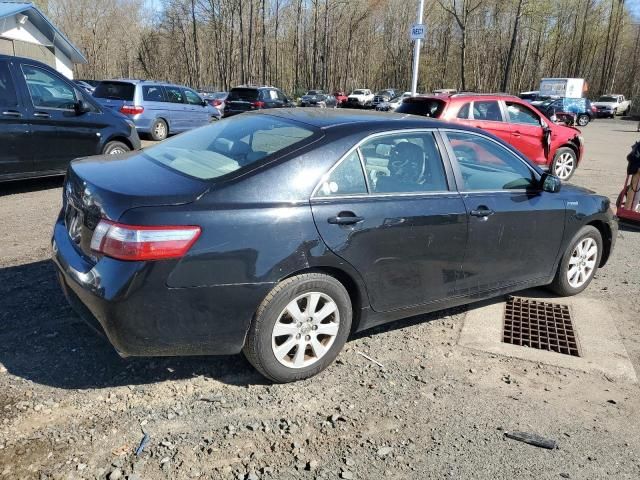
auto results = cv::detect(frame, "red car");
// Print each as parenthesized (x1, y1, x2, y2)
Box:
(333, 91, 348, 106)
(396, 94, 584, 180)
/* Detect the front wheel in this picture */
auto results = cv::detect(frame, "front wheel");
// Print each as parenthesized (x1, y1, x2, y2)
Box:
(552, 147, 577, 181)
(243, 273, 352, 383)
(102, 141, 130, 155)
(549, 226, 602, 296)
(576, 114, 590, 126)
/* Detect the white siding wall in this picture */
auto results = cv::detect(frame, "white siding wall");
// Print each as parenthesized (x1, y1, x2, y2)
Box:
(54, 51, 73, 79)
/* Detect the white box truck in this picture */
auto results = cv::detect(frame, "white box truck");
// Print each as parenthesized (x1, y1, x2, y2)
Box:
(539, 78, 586, 99)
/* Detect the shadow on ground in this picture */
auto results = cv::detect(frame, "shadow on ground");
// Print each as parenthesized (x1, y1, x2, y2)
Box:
(0, 176, 63, 197)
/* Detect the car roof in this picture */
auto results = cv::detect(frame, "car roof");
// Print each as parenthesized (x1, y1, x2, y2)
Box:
(252, 108, 456, 131)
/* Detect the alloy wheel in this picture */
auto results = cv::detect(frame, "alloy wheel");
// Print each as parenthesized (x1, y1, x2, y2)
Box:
(154, 122, 167, 139)
(108, 147, 126, 155)
(554, 152, 575, 180)
(271, 292, 340, 369)
(567, 237, 598, 288)
(577, 115, 589, 126)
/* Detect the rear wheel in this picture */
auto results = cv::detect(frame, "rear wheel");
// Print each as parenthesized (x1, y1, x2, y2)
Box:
(102, 141, 129, 155)
(576, 114, 590, 126)
(243, 273, 352, 383)
(549, 226, 602, 296)
(150, 118, 168, 141)
(552, 147, 577, 181)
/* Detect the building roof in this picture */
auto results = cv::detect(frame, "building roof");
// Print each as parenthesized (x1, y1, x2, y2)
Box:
(0, 2, 86, 63)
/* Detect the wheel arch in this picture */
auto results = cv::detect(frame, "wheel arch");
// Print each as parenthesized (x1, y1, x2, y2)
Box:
(103, 135, 134, 152)
(586, 219, 613, 267)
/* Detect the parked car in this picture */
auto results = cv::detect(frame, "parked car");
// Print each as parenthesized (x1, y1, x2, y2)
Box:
(345, 89, 374, 108)
(396, 93, 584, 180)
(592, 94, 632, 118)
(537, 97, 596, 126)
(299, 90, 338, 108)
(0, 55, 140, 182)
(376, 91, 412, 111)
(74, 80, 95, 94)
(77, 79, 100, 88)
(201, 91, 227, 114)
(519, 90, 539, 103)
(223, 85, 295, 117)
(52, 109, 616, 383)
(333, 91, 348, 106)
(371, 89, 398, 109)
(93, 80, 220, 141)
(433, 88, 457, 95)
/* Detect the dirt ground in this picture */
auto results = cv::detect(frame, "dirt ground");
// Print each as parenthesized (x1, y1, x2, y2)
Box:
(1, 119, 639, 480)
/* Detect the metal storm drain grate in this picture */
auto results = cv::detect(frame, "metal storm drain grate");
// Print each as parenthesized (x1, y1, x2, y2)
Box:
(503, 297, 580, 357)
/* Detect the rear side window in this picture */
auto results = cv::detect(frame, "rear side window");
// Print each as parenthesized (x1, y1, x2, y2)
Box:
(0, 62, 18, 107)
(142, 85, 165, 102)
(395, 98, 445, 118)
(472, 101, 503, 122)
(165, 86, 184, 103)
(315, 151, 367, 197)
(228, 88, 259, 101)
(143, 115, 318, 180)
(456, 102, 471, 119)
(94, 81, 135, 101)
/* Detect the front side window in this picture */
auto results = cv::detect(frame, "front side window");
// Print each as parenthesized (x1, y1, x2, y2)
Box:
(446, 131, 536, 191)
(315, 151, 367, 197)
(0, 62, 18, 107)
(184, 89, 203, 105)
(165, 86, 184, 104)
(472, 100, 503, 122)
(22, 64, 76, 109)
(359, 132, 448, 194)
(143, 115, 318, 180)
(506, 102, 540, 126)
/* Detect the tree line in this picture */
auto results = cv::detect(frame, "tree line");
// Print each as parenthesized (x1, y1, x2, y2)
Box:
(45, 0, 640, 99)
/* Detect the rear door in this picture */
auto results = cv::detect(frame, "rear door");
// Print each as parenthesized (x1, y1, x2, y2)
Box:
(311, 130, 467, 312)
(467, 100, 513, 144)
(19, 62, 102, 172)
(504, 101, 548, 165)
(0, 58, 32, 177)
(442, 129, 565, 294)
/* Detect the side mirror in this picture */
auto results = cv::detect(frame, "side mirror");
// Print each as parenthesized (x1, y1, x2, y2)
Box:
(75, 100, 91, 114)
(541, 172, 562, 193)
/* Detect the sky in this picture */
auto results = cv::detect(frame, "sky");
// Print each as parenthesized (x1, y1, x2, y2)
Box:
(630, 0, 640, 21)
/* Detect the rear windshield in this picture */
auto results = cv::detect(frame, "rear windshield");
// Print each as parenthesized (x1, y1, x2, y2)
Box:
(396, 98, 445, 118)
(143, 115, 319, 180)
(352, 90, 365, 95)
(228, 88, 259, 101)
(94, 81, 135, 101)
(598, 96, 617, 102)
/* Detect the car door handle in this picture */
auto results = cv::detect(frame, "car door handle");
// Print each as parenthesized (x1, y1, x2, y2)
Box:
(33, 111, 50, 118)
(2, 110, 22, 117)
(512, 131, 521, 137)
(470, 207, 495, 217)
(327, 213, 364, 225)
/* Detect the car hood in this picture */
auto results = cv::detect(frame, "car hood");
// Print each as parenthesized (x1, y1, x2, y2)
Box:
(560, 183, 596, 196)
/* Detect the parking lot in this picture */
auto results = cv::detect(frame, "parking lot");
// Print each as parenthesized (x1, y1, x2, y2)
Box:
(1, 118, 639, 479)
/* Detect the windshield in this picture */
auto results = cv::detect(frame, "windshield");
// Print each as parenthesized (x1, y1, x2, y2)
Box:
(396, 98, 445, 117)
(598, 96, 617, 102)
(143, 115, 318, 180)
(352, 90, 365, 95)
(93, 81, 135, 101)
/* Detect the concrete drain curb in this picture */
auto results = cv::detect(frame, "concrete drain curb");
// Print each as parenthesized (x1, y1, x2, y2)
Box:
(458, 291, 637, 382)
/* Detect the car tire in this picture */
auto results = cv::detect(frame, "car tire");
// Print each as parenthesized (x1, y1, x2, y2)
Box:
(552, 147, 577, 181)
(243, 273, 352, 383)
(150, 118, 168, 141)
(102, 141, 130, 155)
(576, 114, 590, 126)
(548, 226, 602, 297)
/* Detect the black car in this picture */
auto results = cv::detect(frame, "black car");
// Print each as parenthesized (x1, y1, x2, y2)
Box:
(299, 90, 338, 108)
(0, 55, 140, 182)
(536, 97, 596, 126)
(52, 109, 616, 383)
(223, 85, 294, 117)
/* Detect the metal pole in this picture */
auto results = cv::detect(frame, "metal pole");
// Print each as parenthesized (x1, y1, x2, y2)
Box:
(410, 0, 425, 96)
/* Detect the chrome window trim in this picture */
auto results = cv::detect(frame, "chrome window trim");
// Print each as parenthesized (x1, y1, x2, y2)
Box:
(310, 128, 451, 199)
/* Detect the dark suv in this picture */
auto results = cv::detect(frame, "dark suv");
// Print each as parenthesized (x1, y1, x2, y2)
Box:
(223, 86, 294, 117)
(0, 55, 140, 182)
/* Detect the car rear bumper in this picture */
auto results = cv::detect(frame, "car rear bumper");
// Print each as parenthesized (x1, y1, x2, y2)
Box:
(51, 218, 272, 357)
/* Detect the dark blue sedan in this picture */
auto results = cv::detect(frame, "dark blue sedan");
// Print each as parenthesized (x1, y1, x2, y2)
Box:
(52, 110, 616, 383)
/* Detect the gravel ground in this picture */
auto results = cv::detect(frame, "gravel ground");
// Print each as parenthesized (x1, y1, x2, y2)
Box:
(1, 119, 639, 480)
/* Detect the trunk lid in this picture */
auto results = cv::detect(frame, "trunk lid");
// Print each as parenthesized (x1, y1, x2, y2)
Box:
(62, 152, 208, 261)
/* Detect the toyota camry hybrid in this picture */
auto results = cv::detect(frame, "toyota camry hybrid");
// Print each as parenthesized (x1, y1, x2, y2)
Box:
(52, 109, 616, 383)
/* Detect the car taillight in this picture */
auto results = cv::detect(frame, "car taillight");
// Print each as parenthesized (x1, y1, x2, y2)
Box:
(251, 101, 265, 108)
(119, 105, 144, 115)
(212, 99, 222, 106)
(90, 220, 201, 261)
(591, 105, 597, 112)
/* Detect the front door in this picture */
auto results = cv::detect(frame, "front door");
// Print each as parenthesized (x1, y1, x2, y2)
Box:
(183, 88, 208, 128)
(443, 130, 566, 295)
(164, 85, 188, 132)
(19, 62, 100, 172)
(311, 130, 467, 312)
(504, 101, 548, 165)
(0, 59, 32, 177)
